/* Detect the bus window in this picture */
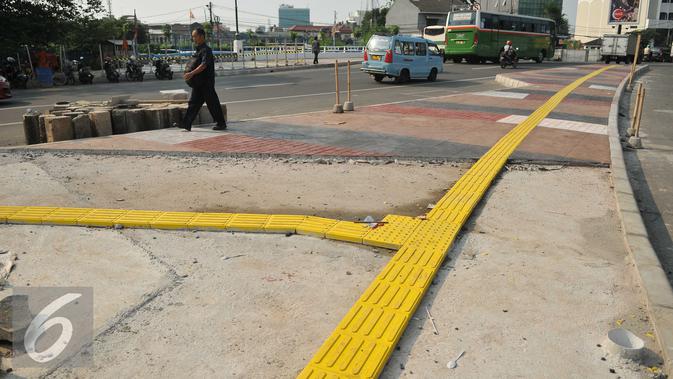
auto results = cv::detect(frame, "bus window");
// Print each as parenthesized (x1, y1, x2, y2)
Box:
(394, 41, 402, 54)
(416, 42, 427, 56)
(481, 13, 497, 29)
(500, 16, 514, 30)
(448, 12, 476, 26)
(550, 22, 556, 36)
(423, 27, 445, 36)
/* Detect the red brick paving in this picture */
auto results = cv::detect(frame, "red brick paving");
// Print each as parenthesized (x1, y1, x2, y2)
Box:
(176, 133, 382, 157)
(366, 104, 507, 121)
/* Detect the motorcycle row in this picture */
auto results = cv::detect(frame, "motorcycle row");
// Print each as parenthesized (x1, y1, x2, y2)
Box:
(1, 55, 173, 89)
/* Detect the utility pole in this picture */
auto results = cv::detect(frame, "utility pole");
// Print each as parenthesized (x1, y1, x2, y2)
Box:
(207, 2, 214, 41)
(333, 11, 337, 46)
(107, 0, 113, 18)
(235, 0, 240, 36)
(133, 9, 138, 57)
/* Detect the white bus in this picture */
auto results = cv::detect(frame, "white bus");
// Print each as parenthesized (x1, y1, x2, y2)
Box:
(423, 25, 447, 58)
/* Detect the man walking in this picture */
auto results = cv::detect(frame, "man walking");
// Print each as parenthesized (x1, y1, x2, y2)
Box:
(181, 27, 227, 132)
(312, 37, 320, 64)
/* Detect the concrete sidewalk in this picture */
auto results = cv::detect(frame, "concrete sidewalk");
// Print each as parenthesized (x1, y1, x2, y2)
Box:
(11, 65, 631, 165)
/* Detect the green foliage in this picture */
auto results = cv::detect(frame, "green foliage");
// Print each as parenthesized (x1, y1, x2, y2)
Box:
(543, 2, 569, 35)
(354, 7, 398, 45)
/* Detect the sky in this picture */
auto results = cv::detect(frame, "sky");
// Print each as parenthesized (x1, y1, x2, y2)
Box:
(110, 0, 379, 28)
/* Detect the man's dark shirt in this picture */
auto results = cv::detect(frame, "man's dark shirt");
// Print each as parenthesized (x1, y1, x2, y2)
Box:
(188, 42, 215, 87)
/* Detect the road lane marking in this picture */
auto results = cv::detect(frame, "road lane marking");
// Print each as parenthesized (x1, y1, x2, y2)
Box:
(0, 104, 52, 112)
(0, 122, 22, 126)
(474, 90, 529, 99)
(497, 114, 607, 135)
(225, 83, 294, 90)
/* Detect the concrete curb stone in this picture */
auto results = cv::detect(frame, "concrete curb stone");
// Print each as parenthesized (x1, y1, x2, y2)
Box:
(606, 64, 673, 375)
(495, 73, 531, 88)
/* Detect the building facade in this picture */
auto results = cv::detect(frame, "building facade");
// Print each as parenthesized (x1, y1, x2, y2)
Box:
(386, 0, 460, 35)
(279, 4, 311, 29)
(575, 0, 673, 42)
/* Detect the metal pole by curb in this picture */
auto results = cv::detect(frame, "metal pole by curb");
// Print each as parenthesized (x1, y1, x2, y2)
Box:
(628, 34, 642, 90)
(333, 60, 343, 113)
(628, 82, 645, 148)
(344, 60, 354, 111)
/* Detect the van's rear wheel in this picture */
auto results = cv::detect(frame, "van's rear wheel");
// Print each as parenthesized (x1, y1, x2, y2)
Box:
(373, 74, 384, 82)
(395, 69, 410, 84)
(428, 68, 438, 82)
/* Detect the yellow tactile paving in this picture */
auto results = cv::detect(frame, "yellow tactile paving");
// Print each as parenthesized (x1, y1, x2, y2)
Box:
(43, 208, 95, 226)
(227, 214, 271, 232)
(151, 212, 199, 229)
(186, 212, 234, 230)
(264, 215, 308, 234)
(115, 210, 163, 228)
(7, 207, 59, 224)
(326, 221, 372, 244)
(299, 66, 615, 378)
(77, 209, 129, 227)
(363, 215, 422, 249)
(0, 206, 26, 223)
(296, 216, 341, 238)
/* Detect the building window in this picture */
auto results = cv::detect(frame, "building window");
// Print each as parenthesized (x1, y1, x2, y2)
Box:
(670, 12, 673, 19)
(661, 12, 668, 20)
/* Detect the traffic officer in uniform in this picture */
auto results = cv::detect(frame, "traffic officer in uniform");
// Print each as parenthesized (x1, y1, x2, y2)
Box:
(181, 27, 227, 131)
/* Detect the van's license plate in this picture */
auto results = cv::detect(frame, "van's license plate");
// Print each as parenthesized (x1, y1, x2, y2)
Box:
(372, 56, 381, 61)
(456, 41, 465, 44)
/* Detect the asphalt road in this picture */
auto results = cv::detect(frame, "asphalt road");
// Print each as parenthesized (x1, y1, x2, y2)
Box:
(624, 63, 673, 286)
(0, 61, 581, 147)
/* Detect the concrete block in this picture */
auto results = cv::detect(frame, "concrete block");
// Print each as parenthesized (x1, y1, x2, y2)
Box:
(144, 108, 169, 130)
(111, 109, 128, 135)
(23, 113, 41, 145)
(109, 95, 130, 106)
(45, 116, 74, 142)
(125, 108, 145, 133)
(90, 111, 113, 137)
(37, 115, 48, 143)
(198, 105, 214, 125)
(221, 103, 228, 122)
(167, 106, 183, 128)
(63, 112, 84, 119)
(72, 115, 93, 139)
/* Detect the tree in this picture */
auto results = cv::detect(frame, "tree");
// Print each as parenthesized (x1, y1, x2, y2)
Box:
(1, 0, 104, 56)
(162, 24, 173, 47)
(543, 2, 569, 35)
(290, 31, 298, 43)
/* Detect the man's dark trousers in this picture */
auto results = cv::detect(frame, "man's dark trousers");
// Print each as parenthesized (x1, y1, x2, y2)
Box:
(182, 83, 226, 130)
(313, 52, 319, 64)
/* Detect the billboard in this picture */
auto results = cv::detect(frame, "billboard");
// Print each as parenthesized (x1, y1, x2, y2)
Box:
(608, 0, 641, 24)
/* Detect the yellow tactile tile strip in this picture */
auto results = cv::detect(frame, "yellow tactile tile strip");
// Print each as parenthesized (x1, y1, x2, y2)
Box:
(298, 66, 615, 378)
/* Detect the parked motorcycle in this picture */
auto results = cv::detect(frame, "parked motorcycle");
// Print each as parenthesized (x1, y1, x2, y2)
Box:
(76, 58, 94, 84)
(500, 48, 519, 69)
(1, 57, 29, 89)
(153, 58, 173, 80)
(125, 57, 144, 82)
(103, 58, 120, 83)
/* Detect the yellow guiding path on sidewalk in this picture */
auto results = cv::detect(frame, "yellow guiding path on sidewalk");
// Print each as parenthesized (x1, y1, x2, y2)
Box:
(0, 66, 614, 378)
(298, 66, 615, 378)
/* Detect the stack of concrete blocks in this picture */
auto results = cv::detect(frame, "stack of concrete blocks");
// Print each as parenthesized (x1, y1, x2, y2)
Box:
(22, 98, 227, 145)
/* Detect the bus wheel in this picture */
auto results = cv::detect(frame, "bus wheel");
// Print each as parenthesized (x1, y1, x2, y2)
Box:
(428, 68, 438, 82)
(452, 58, 462, 64)
(535, 51, 544, 63)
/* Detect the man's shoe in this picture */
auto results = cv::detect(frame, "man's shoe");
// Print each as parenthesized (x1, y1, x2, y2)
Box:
(213, 123, 227, 131)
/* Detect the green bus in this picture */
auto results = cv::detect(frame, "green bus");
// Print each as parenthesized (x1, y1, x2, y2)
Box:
(444, 11, 556, 64)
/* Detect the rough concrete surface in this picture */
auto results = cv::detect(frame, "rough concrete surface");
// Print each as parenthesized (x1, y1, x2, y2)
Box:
(0, 151, 662, 378)
(0, 152, 469, 220)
